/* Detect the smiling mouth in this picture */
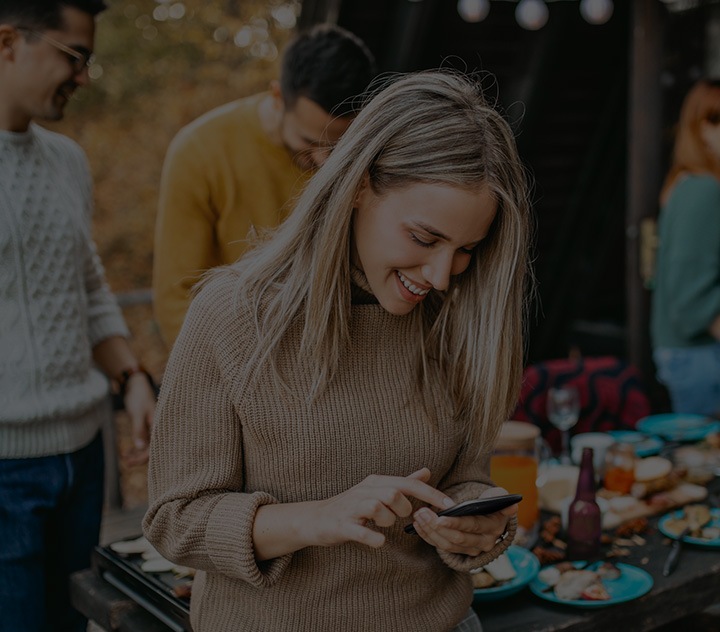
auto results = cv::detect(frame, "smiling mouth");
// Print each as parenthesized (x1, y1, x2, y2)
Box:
(397, 271, 430, 296)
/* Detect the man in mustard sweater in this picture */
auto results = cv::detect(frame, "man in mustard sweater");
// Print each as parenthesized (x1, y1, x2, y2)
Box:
(153, 24, 376, 347)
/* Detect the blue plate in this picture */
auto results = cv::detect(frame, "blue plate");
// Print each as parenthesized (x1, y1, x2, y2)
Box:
(658, 508, 720, 548)
(472, 545, 540, 603)
(529, 562, 653, 607)
(607, 430, 664, 457)
(636, 414, 720, 443)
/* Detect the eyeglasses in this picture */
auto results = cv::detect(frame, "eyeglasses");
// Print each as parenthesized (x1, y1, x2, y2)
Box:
(17, 28, 94, 74)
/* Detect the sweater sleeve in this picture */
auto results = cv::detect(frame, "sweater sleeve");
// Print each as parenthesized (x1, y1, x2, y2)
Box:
(153, 129, 224, 349)
(143, 273, 292, 588)
(661, 177, 720, 340)
(435, 446, 517, 572)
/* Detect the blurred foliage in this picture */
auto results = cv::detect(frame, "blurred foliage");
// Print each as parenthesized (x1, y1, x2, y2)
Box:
(75, 0, 301, 110)
(45, 0, 301, 379)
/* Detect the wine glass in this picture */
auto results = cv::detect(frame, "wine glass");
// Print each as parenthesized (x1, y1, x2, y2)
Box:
(546, 385, 580, 465)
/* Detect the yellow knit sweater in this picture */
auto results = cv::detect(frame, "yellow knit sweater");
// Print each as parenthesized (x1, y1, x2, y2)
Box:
(144, 266, 514, 632)
(153, 93, 308, 347)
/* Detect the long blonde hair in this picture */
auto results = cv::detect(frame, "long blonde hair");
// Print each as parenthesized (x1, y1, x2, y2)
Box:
(660, 78, 720, 205)
(221, 70, 532, 450)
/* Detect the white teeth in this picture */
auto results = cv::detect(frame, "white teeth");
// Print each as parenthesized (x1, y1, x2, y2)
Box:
(397, 271, 429, 296)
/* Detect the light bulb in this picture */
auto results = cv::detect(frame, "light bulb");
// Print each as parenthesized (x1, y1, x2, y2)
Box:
(579, 0, 614, 25)
(516, 0, 549, 31)
(457, 0, 490, 23)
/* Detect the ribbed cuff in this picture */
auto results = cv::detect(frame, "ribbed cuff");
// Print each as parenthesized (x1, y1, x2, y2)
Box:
(206, 491, 293, 588)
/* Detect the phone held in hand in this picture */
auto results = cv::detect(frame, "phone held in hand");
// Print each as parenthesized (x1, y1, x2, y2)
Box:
(404, 493, 522, 535)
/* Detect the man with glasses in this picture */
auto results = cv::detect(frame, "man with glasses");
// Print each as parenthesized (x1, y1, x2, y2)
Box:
(0, 2, 156, 630)
(153, 24, 377, 348)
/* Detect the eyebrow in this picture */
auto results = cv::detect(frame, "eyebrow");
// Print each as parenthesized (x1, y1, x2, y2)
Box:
(414, 221, 448, 240)
(413, 221, 481, 248)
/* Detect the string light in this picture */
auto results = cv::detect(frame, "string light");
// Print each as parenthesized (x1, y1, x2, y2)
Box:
(457, 0, 491, 23)
(515, 0, 549, 30)
(454, 0, 615, 29)
(579, 0, 614, 24)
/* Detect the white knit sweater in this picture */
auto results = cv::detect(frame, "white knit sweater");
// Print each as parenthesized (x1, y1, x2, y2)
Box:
(0, 123, 128, 458)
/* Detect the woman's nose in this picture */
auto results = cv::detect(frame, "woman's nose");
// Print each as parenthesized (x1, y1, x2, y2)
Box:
(421, 253, 455, 292)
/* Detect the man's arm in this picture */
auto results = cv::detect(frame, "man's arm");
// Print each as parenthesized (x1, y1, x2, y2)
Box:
(153, 132, 221, 348)
(92, 335, 156, 465)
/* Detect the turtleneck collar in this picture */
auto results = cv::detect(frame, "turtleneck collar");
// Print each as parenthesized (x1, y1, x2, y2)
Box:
(349, 263, 377, 305)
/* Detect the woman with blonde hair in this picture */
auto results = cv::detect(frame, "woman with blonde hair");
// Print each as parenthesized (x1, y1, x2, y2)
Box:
(144, 69, 531, 632)
(651, 78, 720, 416)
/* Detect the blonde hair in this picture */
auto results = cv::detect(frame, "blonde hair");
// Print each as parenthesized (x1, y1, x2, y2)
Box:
(219, 70, 532, 451)
(660, 78, 720, 204)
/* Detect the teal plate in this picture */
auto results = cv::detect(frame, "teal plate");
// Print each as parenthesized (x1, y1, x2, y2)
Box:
(636, 414, 720, 443)
(472, 545, 540, 603)
(607, 430, 664, 457)
(529, 562, 653, 608)
(658, 508, 720, 548)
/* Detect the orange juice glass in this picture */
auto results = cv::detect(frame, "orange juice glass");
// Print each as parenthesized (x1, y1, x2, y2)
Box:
(490, 421, 541, 534)
(490, 454, 539, 530)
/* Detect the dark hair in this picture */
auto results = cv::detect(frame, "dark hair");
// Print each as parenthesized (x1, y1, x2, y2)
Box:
(280, 23, 377, 118)
(0, 0, 106, 30)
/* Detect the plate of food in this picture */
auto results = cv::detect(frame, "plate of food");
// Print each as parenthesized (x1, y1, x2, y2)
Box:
(658, 505, 720, 547)
(528, 561, 653, 607)
(607, 430, 664, 457)
(636, 414, 720, 443)
(471, 545, 540, 603)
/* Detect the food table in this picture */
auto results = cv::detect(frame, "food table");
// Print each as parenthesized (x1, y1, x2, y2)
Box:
(72, 422, 720, 632)
(477, 498, 720, 631)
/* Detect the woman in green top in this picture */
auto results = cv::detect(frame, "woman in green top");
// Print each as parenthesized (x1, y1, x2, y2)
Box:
(651, 79, 720, 416)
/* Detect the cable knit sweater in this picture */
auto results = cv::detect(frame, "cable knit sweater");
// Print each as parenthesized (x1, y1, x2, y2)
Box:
(144, 265, 515, 632)
(0, 124, 128, 458)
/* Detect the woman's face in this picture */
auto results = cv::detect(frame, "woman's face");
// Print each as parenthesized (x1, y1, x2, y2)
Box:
(351, 181, 497, 316)
(701, 116, 720, 159)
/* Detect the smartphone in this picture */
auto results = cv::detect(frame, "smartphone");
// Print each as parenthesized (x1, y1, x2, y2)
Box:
(403, 493, 522, 535)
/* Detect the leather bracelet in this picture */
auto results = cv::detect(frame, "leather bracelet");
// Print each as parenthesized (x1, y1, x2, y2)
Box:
(117, 366, 157, 399)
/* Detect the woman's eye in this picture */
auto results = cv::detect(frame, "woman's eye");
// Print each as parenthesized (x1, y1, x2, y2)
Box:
(458, 246, 475, 255)
(410, 233, 434, 248)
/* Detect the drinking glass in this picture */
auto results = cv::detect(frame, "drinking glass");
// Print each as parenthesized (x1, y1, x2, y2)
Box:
(546, 386, 580, 465)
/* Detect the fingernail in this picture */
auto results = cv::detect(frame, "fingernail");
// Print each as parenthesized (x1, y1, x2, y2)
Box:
(416, 508, 432, 524)
(443, 497, 454, 508)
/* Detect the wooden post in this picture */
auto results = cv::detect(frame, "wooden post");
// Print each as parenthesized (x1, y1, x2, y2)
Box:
(626, 0, 664, 381)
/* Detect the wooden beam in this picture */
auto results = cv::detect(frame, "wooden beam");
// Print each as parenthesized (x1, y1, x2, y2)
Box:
(626, 0, 664, 379)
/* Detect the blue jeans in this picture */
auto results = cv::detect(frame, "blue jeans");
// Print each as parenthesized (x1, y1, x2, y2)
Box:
(654, 343, 720, 417)
(0, 432, 104, 632)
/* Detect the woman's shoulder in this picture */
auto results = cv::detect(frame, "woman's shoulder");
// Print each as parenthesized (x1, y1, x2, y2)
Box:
(673, 173, 720, 199)
(181, 266, 256, 341)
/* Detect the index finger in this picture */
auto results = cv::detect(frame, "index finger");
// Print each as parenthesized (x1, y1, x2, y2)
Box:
(398, 475, 454, 511)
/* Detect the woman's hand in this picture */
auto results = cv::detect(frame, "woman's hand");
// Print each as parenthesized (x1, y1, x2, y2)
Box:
(308, 467, 455, 548)
(253, 468, 454, 560)
(409, 486, 518, 557)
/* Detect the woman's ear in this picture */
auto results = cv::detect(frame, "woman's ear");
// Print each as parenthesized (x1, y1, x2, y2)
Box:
(354, 174, 371, 208)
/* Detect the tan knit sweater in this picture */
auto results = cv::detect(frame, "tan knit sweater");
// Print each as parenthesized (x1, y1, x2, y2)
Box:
(144, 266, 514, 632)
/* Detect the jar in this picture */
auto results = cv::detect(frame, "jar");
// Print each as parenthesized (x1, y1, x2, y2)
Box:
(603, 443, 637, 494)
(490, 421, 543, 544)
